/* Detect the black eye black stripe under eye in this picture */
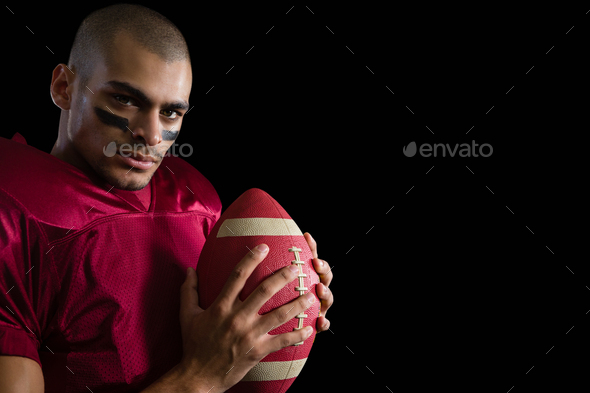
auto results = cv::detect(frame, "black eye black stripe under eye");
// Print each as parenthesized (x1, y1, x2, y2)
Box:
(162, 130, 179, 141)
(94, 106, 180, 140)
(94, 107, 129, 132)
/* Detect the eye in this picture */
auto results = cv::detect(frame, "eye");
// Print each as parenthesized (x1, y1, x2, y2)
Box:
(161, 109, 179, 119)
(114, 95, 135, 106)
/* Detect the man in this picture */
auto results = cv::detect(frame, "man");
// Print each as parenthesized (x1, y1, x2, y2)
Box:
(0, 4, 334, 392)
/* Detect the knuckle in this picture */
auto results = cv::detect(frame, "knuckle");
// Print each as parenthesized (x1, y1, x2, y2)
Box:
(279, 336, 292, 349)
(231, 265, 247, 281)
(248, 346, 264, 361)
(279, 268, 291, 281)
(274, 309, 289, 324)
(257, 282, 272, 297)
(226, 315, 243, 333)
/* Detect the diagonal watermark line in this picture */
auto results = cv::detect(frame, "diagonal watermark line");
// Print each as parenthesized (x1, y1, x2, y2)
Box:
(525, 365, 534, 375)
(245, 245, 254, 255)
(525, 225, 534, 234)
(565, 266, 574, 274)
(266, 26, 274, 34)
(365, 65, 374, 74)
(466, 125, 475, 134)
(46, 46, 54, 54)
(385, 85, 394, 95)
(245, 46, 254, 55)
(5, 306, 14, 315)
(425, 125, 434, 134)
(226, 65, 234, 74)
(305, 5, 314, 14)
(346, 246, 354, 254)
(525, 65, 535, 75)
(326, 25, 334, 34)
(386, 205, 394, 214)
(565, 325, 574, 334)
(6, 6, 14, 14)
(565, 25, 574, 34)
(506, 206, 515, 214)
(546, 345, 554, 354)
(345, 45, 354, 54)
(346, 346, 354, 354)
(406, 185, 414, 194)
(25, 25, 34, 34)
(425, 166, 434, 175)
(406, 106, 414, 114)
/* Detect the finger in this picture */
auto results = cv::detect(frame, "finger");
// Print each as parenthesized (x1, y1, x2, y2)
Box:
(266, 326, 314, 353)
(316, 316, 330, 333)
(312, 258, 333, 287)
(180, 267, 203, 325)
(317, 283, 333, 317)
(304, 232, 318, 259)
(217, 244, 270, 304)
(241, 264, 300, 316)
(257, 291, 316, 336)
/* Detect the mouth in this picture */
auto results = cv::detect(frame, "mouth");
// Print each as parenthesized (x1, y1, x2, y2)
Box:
(116, 152, 158, 170)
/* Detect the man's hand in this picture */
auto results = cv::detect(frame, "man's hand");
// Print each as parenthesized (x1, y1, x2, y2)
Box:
(177, 244, 316, 392)
(304, 232, 334, 333)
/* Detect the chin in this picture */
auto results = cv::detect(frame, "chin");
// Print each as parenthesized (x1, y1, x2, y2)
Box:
(95, 159, 153, 191)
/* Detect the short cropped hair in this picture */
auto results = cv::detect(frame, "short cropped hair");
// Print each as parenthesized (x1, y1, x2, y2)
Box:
(68, 3, 190, 88)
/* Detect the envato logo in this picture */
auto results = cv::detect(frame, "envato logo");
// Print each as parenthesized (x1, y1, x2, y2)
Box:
(103, 141, 194, 158)
(403, 141, 493, 158)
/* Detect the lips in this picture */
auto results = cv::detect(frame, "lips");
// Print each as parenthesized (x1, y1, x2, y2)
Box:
(129, 153, 157, 162)
(116, 152, 157, 170)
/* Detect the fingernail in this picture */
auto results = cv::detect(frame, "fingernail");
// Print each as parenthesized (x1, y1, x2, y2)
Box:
(256, 244, 268, 253)
(306, 293, 315, 304)
(318, 259, 324, 267)
(305, 326, 313, 337)
(289, 265, 299, 274)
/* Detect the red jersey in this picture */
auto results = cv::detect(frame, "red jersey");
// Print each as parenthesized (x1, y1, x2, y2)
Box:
(0, 132, 221, 392)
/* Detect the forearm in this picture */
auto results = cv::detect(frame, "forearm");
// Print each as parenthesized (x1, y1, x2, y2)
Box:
(140, 362, 211, 393)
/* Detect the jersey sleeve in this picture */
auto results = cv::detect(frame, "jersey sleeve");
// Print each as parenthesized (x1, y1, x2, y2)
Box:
(0, 191, 58, 368)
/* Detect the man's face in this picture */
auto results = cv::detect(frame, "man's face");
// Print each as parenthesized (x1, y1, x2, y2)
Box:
(65, 33, 192, 191)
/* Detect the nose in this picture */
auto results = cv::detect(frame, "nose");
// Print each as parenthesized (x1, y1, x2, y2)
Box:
(131, 111, 162, 148)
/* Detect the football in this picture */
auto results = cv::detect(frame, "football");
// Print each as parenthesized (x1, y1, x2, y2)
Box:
(197, 188, 320, 393)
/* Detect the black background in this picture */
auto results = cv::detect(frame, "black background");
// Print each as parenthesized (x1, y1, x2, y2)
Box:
(2, 2, 588, 392)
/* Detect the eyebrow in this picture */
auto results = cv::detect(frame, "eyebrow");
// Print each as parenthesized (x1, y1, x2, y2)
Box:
(103, 80, 190, 112)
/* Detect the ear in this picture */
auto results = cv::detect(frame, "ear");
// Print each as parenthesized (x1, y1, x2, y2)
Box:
(50, 64, 76, 111)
